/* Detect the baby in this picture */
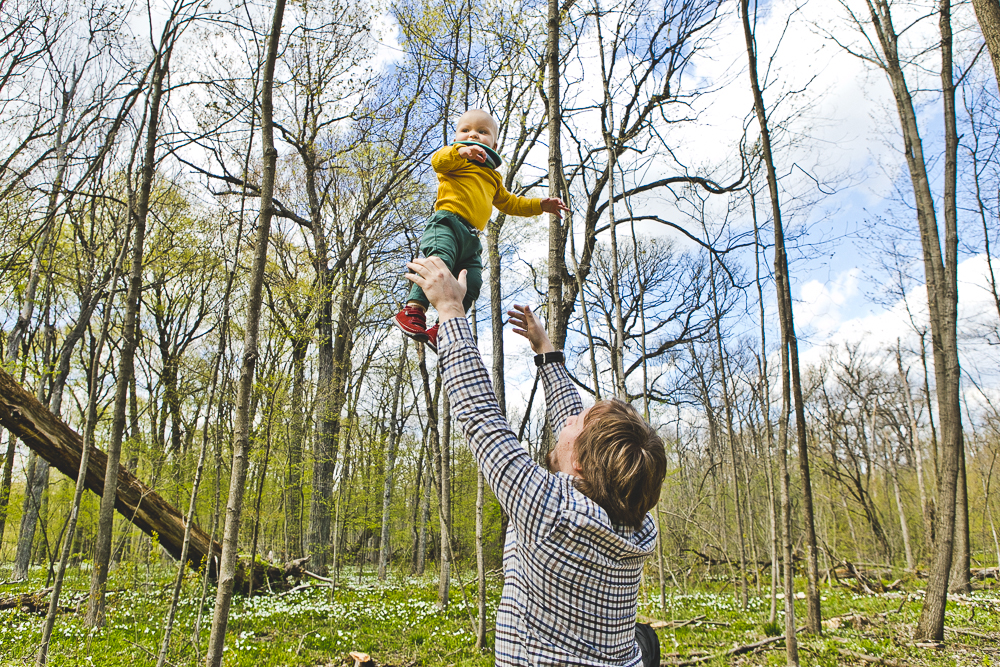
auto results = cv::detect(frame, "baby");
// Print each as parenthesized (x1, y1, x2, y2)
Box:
(393, 109, 568, 351)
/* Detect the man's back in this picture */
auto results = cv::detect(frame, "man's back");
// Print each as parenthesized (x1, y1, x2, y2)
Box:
(437, 318, 656, 665)
(496, 481, 656, 666)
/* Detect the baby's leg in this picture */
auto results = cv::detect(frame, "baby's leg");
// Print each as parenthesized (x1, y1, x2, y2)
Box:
(406, 214, 463, 309)
(458, 237, 483, 313)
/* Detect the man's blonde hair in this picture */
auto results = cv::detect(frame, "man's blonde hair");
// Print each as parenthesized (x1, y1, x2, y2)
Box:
(572, 399, 666, 529)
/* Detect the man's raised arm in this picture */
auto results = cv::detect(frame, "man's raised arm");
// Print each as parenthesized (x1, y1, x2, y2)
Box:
(507, 304, 582, 434)
(405, 258, 564, 541)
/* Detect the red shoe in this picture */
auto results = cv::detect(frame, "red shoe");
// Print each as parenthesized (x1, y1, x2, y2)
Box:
(424, 324, 439, 353)
(393, 306, 428, 341)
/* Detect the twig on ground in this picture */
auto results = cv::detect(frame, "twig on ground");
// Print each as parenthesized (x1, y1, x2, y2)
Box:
(294, 631, 312, 656)
(303, 570, 334, 583)
(945, 626, 998, 640)
(649, 615, 706, 629)
(835, 647, 904, 667)
(662, 628, 804, 666)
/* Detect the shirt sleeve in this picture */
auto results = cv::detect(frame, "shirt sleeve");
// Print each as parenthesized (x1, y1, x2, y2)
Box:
(492, 181, 542, 217)
(438, 317, 563, 544)
(538, 361, 584, 436)
(431, 145, 466, 174)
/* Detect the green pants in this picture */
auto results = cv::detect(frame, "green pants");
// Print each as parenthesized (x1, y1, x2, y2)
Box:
(407, 210, 483, 313)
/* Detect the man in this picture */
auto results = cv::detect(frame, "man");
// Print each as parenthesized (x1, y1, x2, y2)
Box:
(405, 257, 665, 666)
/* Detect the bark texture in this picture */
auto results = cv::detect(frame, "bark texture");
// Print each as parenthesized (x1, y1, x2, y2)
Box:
(971, 0, 1000, 86)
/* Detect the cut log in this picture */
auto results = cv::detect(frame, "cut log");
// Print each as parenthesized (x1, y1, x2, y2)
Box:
(0, 366, 220, 577)
(234, 555, 310, 595)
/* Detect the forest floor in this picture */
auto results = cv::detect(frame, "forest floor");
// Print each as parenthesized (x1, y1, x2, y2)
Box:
(0, 561, 998, 666)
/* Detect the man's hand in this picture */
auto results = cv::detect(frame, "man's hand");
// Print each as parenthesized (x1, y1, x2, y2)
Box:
(457, 144, 487, 163)
(507, 304, 555, 354)
(540, 197, 570, 219)
(405, 257, 467, 324)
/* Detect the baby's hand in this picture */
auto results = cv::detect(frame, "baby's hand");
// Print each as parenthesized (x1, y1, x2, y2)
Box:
(457, 144, 487, 163)
(540, 197, 570, 219)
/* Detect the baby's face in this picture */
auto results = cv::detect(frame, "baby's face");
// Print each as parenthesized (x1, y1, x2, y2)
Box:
(454, 110, 497, 148)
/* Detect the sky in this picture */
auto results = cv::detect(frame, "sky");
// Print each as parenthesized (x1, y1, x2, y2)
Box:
(435, 0, 1000, 420)
(113, 0, 1000, 419)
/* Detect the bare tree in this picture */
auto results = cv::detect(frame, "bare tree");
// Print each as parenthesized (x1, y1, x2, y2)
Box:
(86, 0, 203, 626)
(204, 0, 285, 659)
(740, 0, 821, 637)
(835, 0, 965, 640)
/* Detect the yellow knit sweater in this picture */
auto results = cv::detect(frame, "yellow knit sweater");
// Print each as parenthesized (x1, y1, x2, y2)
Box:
(432, 144, 542, 231)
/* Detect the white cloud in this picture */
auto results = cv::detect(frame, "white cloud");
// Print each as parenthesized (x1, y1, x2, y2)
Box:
(796, 268, 862, 340)
(797, 256, 1000, 393)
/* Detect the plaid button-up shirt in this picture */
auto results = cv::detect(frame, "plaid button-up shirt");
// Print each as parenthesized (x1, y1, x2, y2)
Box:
(439, 318, 656, 666)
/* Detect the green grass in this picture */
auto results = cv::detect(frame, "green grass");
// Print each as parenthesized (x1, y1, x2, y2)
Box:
(2, 562, 999, 666)
(0, 562, 497, 666)
(638, 577, 1000, 666)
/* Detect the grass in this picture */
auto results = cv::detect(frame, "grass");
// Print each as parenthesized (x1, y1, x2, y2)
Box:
(1, 561, 998, 666)
(637, 575, 1000, 666)
(1, 561, 496, 666)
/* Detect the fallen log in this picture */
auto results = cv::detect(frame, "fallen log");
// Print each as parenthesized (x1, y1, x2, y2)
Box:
(234, 555, 310, 595)
(0, 366, 220, 577)
(0, 588, 71, 615)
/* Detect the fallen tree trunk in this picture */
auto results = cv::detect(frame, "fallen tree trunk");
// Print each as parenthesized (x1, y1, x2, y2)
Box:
(0, 366, 220, 577)
(0, 588, 70, 615)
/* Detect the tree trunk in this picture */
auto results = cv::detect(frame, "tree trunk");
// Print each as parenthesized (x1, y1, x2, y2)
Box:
(474, 468, 487, 648)
(13, 454, 47, 580)
(545, 0, 571, 348)
(416, 446, 431, 576)
(410, 440, 425, 574)
(13, 321, 54, 581)
(594, 15, 626, 397)
(287, 336, 308, 557)
(310, 286, 355, 572)
(861, 0, 963, 641)
(897, 344, 934, 553)
(971, 0, 1000, 87)
(777, 339, 800, 666)
(249, 382, 279, 597)
(87, 35, 172, 627)
(378, 339, 408, 580)
(0, 433, 15, 544)
(204, 0, 285, 660)
(709, 253, 748, 610)
(950, 448, 970, 592)
(307, 180, 335, 572)
(753, 194, 779, 621)
(437, 392, 452, 609)
(740, 0, 820, 636)
(883, 411, 915, 571)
